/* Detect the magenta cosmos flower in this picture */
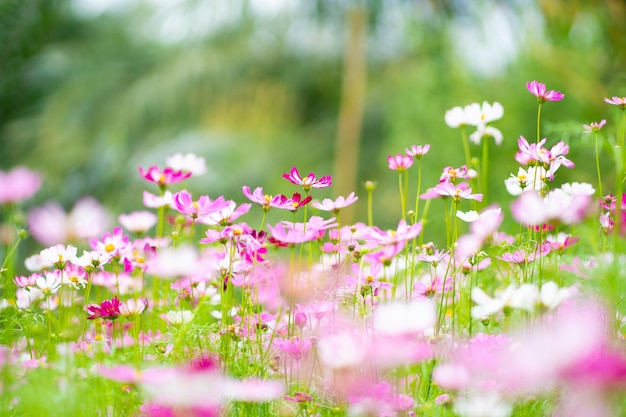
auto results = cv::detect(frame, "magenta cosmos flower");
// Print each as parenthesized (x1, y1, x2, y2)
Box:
(87, 296, 122, 320)
(526, 80, 564, 102)
(0, 167, 42, 205)
(138, 166, 192, 189)
(282, 167, 332, 191)
(604, 96, 626, 109)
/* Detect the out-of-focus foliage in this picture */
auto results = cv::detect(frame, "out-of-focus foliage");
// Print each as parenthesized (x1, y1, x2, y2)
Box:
(2, 0, 625, 238)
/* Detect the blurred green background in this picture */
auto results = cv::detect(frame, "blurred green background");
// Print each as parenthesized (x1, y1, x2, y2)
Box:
(2, 0, 625, 235)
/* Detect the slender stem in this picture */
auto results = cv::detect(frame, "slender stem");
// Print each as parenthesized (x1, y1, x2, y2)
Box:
(481, 136, 490, 205)
(536, 102, 543, 143)
(414, 160, 423, 223)
(398, 172, 407, 221)
(595, 132, 603, 197)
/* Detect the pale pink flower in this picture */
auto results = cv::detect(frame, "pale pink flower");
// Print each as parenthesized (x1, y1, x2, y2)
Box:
(604, 96, 626, 109)
(312, 192, 358, 213)
(387, 154, 413, 171)
(583, 119, 607, 133)
(120, 298, 149, 317)
(118, 211, 157, 234)
(526, 80, 564, 102)
(511, 187, 594, 227)
(197, 200, 251, 226)
(146, 245, 200, 279)
(242, 186, 291, 211)
(439, 165, 475, 183)
(142, 190, 174, 208)
(0, 166, 42, 205)
(432, 181, 483, 203)
(273, 336, 313, 360)
(405, 144, 431, 159)
(348, 381, 415, 416)
(28, 197, 110, 246)
(372, 299, 436, 336)
(282, 166, 332, 191)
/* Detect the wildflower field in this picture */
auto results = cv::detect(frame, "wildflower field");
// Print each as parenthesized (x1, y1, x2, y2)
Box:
(1, 81, 626, 417)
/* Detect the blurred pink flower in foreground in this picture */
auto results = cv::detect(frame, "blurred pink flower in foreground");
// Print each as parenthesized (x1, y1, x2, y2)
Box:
(99, 355, 283, 414)
(0, 167, 42, 205)
(435, 298, 626, 417)
(28, 197, 110, 246)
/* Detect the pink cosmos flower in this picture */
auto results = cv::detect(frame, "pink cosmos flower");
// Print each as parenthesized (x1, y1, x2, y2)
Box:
(90, 227, 130, 259)
(197, 200, 251, 226)
(282, 166, 332, 191)
(365, 219, 423, 246)
(118, 211, 157, 234)
(348, 382, 415, 416)
(146, 245, 200, 279)
(604, 96, 626, 109)
(439, 165, 475, 183)
(0, 167, 42, 205)
(172, 190, 229, 219)
(312, 192, 358, 213)
(28, 197, 110, 246)
(387, 154, 413, 171)
(405, 144, 431, 159)
(526, 80, 564, 102)
(143, 190, 174, 208)
(120, 298, 149, 317)
(267, 223, 319, 246)
(242, 186, 292, 211)
(583, 120, 607, 133)
(87, 296, 122, 320)
(511, 186, 594, 227)
(138, 166, 192, 188)
(432, 181, 483, 203)
(272, 192, 312, 212)
(273, 336, 313, 360)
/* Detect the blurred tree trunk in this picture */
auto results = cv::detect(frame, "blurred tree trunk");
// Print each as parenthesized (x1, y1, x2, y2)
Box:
(333, 7, 367, 225)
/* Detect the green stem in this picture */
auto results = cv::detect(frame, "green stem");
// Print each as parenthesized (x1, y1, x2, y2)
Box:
(536, 102, 543, 143)
(398, 171, 407, 221)
(481, 136, 490, 205)
(595, 132, 603, 197)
